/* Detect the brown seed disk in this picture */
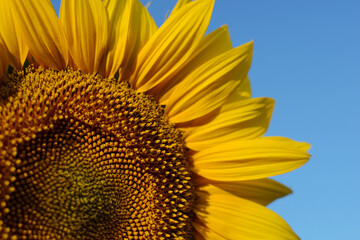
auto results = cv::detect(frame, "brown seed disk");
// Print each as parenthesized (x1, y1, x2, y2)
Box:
(0, 67, 195, 240)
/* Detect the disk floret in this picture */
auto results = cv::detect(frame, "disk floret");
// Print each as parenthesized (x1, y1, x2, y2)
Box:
(0, 67, 195, 239)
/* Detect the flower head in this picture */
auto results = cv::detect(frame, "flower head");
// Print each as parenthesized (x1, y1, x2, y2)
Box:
(0, 0, 310, 239)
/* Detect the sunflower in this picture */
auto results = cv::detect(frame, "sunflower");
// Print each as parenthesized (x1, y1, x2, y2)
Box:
(0, 0, 310, 239)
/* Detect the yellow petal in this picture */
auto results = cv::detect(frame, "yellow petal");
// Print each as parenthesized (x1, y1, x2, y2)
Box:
(26, 51, 40, 68)
(170, 0, 192, 15)
(184, 97, 274, 151)
(164, 41, 253, 123)
(181, 25, 233, 79)
(60, 0, 108, 74)
(153, 25, 233, 103)
(131, 0, 214, 92)
(207, 178, 292, 206)
(230, 75, 252, 100)
(194, 226, 228, 240)
(0, 1, 28, 69)
(11, 0, 68, 70)
(100, 0, 157, 78)
(194, 185, 300, 240)
(193, 137, 311, 181)
(0, 36, 9, 80)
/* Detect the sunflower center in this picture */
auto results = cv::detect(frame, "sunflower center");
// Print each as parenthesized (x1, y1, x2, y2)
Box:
(0, 67, 195, 240)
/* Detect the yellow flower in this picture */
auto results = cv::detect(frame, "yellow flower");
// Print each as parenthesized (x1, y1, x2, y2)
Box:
(0, 0, 310, 239)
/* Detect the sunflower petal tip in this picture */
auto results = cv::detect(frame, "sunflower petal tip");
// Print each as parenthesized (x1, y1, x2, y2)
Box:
(218, 24, 228, 31)
(247, 40, 254, 49)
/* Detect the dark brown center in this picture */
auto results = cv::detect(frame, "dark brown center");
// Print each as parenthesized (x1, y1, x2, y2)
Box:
(0, 67, 195, 240)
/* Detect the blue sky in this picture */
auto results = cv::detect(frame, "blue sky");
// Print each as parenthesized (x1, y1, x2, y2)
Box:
(51, 1, 360, 239)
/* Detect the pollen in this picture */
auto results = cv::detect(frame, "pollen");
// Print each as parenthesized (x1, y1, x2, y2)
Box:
(0, 67, 195, 239)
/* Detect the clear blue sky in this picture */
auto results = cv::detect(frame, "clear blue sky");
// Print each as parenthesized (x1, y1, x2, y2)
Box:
(51, 1, 360, 239)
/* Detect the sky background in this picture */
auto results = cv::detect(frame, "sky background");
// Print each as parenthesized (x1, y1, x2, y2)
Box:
(50, 1, 360, 239)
